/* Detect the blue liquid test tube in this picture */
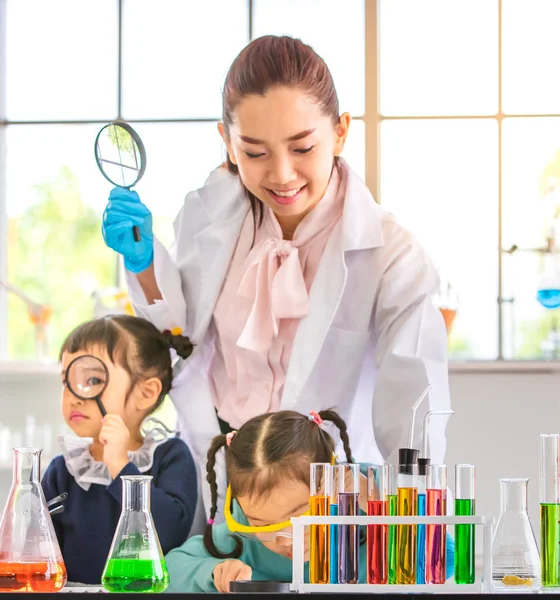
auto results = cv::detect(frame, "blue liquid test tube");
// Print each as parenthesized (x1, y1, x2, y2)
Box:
(416, 458, 429, 584)
(329, 465, 339, 584)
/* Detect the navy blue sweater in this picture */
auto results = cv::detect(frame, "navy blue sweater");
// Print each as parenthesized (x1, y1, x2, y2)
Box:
(41, 437, 197, 585)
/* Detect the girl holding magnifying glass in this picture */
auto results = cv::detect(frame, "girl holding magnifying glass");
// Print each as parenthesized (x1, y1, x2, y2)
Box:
(40, 315, 199, 585)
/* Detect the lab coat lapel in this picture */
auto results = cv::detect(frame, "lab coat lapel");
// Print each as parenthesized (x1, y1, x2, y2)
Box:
(191, 174, 249, 342)
(281, 161, 384, 410)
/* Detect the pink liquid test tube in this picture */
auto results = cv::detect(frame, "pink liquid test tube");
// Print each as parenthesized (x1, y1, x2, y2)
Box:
(426, 464, 447, 584)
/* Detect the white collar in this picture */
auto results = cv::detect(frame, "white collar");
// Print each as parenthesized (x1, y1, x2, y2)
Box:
(58, 418, 176, 491)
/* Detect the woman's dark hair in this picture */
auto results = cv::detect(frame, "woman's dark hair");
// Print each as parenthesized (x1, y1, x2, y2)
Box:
(203, 409, 353, 559)
(221, 35, 341, 232)
(59, 314, 194, 413)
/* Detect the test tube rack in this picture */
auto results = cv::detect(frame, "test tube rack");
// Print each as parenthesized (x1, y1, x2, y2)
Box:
(290, 514, 493, 594)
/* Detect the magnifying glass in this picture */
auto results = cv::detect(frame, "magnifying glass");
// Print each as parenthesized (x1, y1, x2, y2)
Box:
(64, 355, 109, 417)
(94, 121, 147, 243)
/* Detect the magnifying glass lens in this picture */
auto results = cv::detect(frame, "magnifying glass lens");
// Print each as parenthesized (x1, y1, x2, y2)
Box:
(95, 123, 144, 189)
(66, 355, 108, 400)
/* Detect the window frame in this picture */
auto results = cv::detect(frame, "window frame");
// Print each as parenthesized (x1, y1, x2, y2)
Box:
(2, 0, 553, 368)
(368, 0, 560, 367)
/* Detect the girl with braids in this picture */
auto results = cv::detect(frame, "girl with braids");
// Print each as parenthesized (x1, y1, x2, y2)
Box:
(164, 408, 359, 593)
(165, 408, 455, 593)
(41, 315, 198, 585)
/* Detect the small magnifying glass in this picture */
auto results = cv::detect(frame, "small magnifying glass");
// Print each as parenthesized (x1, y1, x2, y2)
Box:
(94, 121, 147, 243)
(64, 355, 109, 417)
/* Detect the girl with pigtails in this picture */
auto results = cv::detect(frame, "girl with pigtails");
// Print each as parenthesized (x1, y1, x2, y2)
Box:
(164, 409, 455, 593)
(165, 409, 356, 593)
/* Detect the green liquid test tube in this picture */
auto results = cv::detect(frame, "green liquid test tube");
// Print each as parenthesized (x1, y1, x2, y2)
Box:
(454, 464, 475, 584)
(540, 434, 560, 587)
(387, 465, 398, 584)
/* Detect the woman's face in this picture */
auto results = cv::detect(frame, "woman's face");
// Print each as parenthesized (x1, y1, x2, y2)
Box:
(236, 478, 311, 560)
(219, 86, 350, 232)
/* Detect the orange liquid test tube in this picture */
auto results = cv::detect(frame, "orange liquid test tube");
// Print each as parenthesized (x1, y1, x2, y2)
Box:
(309, 463, 332, 584)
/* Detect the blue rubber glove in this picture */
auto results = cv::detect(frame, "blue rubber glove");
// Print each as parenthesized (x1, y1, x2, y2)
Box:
(102, 187, 154, 274)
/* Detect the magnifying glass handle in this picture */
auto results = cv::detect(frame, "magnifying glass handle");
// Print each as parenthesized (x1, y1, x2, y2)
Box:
(132, 225, 141, 242)
(95, 397, 107, 418)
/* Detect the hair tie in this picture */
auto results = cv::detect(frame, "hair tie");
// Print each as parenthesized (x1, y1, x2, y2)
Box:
(308, 410, 323, 426)
(226, 431, 237, 447)
(162, 327, 183, 337)
(207, 518, 214, 525)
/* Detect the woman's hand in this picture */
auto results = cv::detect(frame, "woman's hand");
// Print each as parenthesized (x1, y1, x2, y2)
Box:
(99, 414, 131, 478)
(102, 187, 154, 273)
(213, 559, 252, 593)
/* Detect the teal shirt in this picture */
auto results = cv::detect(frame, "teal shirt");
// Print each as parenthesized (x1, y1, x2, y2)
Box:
(164, 499, 455, 592)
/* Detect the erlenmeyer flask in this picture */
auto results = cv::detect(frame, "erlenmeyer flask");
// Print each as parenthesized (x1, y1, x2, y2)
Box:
(491, 478, 540, 592)
(0, 448, 66, 592)
(101, 475, 169, 593)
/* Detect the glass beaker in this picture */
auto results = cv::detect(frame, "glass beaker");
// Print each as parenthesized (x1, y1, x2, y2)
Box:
(0, 448, 66, 592)
(492, 478, 540, 592)
(101, 475, 169, 593)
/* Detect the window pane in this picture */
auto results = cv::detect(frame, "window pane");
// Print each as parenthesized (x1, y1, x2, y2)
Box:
(6, 0, 118, 121)
(124, 122, 225, 247)
(253, 0, 365, 116)
(380, 119, 498, 359)
(502, 118, 560, 358)
(379, 0, 498, 116)
(122, 0, 248, 119)
(502, 1, 560, 114)
(6, 125, 117, 360)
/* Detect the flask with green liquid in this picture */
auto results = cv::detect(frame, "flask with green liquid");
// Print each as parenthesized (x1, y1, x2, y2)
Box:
(102, 475, 169, 593)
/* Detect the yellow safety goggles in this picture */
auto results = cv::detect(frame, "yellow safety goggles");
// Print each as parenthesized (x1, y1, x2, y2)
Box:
(223, 454, 336, 537)
(224, 484, 310, 537)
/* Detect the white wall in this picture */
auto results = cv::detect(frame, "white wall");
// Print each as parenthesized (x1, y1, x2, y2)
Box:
(1, 362, 558, 556)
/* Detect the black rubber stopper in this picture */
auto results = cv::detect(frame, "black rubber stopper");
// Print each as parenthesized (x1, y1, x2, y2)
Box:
(418, 457, 431, 476)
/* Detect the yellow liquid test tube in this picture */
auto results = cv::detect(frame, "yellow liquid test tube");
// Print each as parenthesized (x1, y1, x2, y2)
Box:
(396, 451, 418, 584)
(309, 463, 332, 584)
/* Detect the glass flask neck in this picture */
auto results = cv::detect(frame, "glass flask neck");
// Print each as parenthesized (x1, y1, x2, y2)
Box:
(122, 475, 152, 512)
(500, 478, 528, 513)
(12, 447, 42, 485)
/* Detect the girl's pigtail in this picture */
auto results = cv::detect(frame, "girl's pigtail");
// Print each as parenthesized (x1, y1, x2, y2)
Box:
(163, 329, 195, 360)
(203, 434, 243, 559)
(319, 409, 354, 463)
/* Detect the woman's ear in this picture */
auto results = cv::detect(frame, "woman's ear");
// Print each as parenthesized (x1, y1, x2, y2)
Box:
(134, 377, 163, 412)
(334, 112, 351, 156)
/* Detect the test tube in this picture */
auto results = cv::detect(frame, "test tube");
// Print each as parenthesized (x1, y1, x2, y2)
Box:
(310, 463, 331, 584)
(367, 465, 388, 584)
(396, 449, 419, 584)
(416, 458, 429, 585)
(454, 464, 475, 584)
(387, 465, 398, 584)
(337, 463, 360, 584)
(540, 434, 560, 587)
(329, 465, 339, 584)
(426, 464, 447, 584)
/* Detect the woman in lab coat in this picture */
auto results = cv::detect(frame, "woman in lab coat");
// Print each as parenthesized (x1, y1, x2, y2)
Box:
(102, 35, 451, 532)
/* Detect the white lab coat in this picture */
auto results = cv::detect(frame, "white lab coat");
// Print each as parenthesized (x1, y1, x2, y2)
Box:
(125, 158, 451, 534)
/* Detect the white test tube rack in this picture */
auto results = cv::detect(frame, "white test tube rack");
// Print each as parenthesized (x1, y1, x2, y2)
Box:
(290, 514, 494, 594)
